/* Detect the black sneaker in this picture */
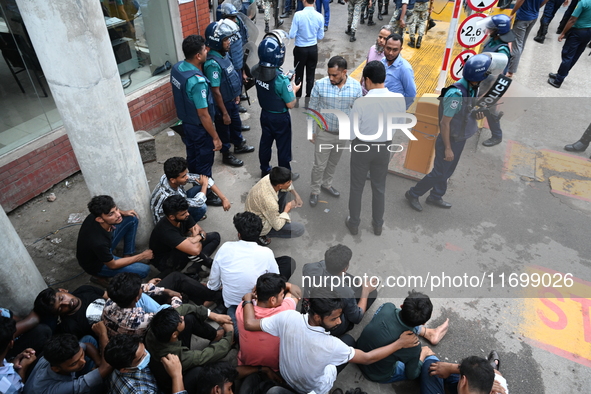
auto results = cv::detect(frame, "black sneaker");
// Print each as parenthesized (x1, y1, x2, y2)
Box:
(257, 236, 271, 246)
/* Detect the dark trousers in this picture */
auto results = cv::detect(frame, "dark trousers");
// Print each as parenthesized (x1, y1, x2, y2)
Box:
(541, 0, 563, 25)
(485, 105, 503, 140)
(420, 356, 460, 394)
(8, 323, 52, 359)
(556, 28, 591, 83)
(558, 0, 578, 32)
(185, 185, 207, 222)
(215, 99, 246, 152)
(293, 45, 318, 97)
(183, 122, 215, 177)
(336, 334, 356, 374)
(259, 110, 292, 172)
(154, 232, 221, 277)
(155, 271, 223, 306)
(348, 140, 390, 228)
(178, 311, 218, 345)
(409, 135, 466, 200)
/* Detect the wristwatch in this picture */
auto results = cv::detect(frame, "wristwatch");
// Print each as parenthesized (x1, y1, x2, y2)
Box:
(242, 300, 253, 307)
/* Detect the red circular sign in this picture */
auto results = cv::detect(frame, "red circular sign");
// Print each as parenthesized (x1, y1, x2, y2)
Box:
(457, 13, 488, 48)
(467, 0, 498, 12)
(450, 50, 477, 81)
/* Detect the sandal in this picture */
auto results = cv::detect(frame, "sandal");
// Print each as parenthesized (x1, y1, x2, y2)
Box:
(487, 350, 500, 371)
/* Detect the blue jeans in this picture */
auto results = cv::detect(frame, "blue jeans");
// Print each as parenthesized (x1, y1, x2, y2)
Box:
(420, 356, 460, 394)
(556, 28, 591, 83)
(186, 185, 207, 222)
(316, 0, 330, 27)
(541, 0, 563, 25)
(97, 260, 151, 278)
(79, 335, 98, 375)
(111, 215, 138, 256)
(409, 135, 466, 200)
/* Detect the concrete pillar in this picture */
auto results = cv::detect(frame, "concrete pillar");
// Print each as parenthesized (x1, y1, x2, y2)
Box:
(16, 0, 153, 245)
(0, 207, 46, 316)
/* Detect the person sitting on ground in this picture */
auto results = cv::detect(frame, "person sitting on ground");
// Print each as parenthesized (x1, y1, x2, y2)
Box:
(422, 352, 508, 394)
(23, 333, 112, 394)
(0, 306, 51, 358)
(0, 316, 37, 394)
(102, 272, 229, 339)
(145, 308, 234, 394)
(302, 244, 378, 337)
(244, 167, 305, 244)
(149, 195, 221, 278)
(77, 195, 153, 283)
(356, 290, 450, 384)
(103, 334, 188, 394)
(242, 291, 421, 394)
(150, 156, 231, 224)
(34, 285, 107, 339)
(195, 362, 238, 394)
(207, 212, 296, 336)
(236, 273, 301, 372)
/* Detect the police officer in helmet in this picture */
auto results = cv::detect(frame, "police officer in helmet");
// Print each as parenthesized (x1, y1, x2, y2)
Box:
(405, 54, 493, 212)
(204, 20, 255, 168)
(479, 14, 514, 147)
(251, 31, 301, 179)
(170, 35, 222, 181)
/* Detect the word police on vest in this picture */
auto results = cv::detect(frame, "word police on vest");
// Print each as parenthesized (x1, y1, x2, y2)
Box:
(471, 74, 512, 114)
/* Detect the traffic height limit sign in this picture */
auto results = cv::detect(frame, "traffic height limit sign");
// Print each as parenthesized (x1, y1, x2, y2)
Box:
(450, 50, 477, 80)
(457, 13, 487, 48)
(467, 0, 498, 12)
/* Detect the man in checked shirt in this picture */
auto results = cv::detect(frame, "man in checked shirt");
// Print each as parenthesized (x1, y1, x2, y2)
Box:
(308, 56, 362, 207)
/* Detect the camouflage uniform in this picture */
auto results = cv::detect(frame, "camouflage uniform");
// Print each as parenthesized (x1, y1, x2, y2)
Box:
(258, 0, 272, 23)
(408, 0, 429, 39)
(360, 0, 375, 23)
(347, 0, 365, 33)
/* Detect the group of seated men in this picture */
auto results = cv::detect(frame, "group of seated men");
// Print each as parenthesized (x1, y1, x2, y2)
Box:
(0, 155, 509, 393)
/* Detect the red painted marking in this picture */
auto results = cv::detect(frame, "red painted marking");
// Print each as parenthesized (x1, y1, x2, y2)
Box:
(571, 296, 591, 343)
(452, 0, 462, 17)
(538, 148, 591, 161)
(525, 338, 591, 368)
(536, 288, 568, 331)
(444, 243, 463, 251)
(501, 139, 518, 180)
(550, 188, 591, 203)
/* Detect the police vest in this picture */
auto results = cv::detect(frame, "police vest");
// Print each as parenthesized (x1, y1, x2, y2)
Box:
(255, 70, 287, 113)
(238, 19, 248, 45)
(171, 62, 215, 126)
(229, 33, 244, 71)
(438, 82, 478, 142)
(207, 52, 243, 102)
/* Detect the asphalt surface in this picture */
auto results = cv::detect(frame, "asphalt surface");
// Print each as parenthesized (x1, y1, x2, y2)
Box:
(8, 2, 591, 393)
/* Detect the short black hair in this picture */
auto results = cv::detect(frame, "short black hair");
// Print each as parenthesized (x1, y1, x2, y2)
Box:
(233, 211, 263, 242)
(195, 362, 239, 394)
(324, 244, 352, 275)
(108, 273, 143, 308)
(164, 157, 188, 180)
(44, 334, 81, 367)
(162, 195, 189, 217)
(34, 288, 57, 317)
(183, 35, 206, 60)
(399, 290, 433, 327)
(386, 33, 403, 45)
(459, 356, 495, 394)
(304, 0, 315, 4)
(363, 61, 386, 84)
(256, 273, 287, 302)
(104, 334, 141, 370)
(0, 316, 16, 354)
(88, 195, 116, 217)
(150, 308, 182, 342)
(269, 166, 292, 186)
(328, 56, 347, 70)
(307, 289, 343, 318)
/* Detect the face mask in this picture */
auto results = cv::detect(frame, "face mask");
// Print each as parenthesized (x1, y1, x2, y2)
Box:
(136, 350, 151, 370)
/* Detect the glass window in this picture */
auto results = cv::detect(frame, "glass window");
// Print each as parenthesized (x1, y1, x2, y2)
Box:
(102, 0, 178, 93)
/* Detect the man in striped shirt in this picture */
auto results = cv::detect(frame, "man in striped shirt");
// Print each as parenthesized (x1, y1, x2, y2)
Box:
(308, 56, 363, 207)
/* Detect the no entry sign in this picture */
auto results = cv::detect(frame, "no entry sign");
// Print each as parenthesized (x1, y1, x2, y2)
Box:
(450, 50, 477, 80)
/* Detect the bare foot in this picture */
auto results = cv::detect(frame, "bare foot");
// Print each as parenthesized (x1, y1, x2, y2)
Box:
(423, 318, 449, 345)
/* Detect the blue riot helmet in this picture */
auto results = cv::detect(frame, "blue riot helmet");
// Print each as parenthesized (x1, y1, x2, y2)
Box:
(221, 2, 239, 17)
(479, 14, 515, 42)
(205, 20, 236, 52)
(463, 53, 493, 82)
(257, 30, 289, 68)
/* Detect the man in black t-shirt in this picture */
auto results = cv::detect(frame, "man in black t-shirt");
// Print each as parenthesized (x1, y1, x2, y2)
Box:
(149, 195, 221, 278)
(33, 285, 106, 339)
(76, 195, 154, 282)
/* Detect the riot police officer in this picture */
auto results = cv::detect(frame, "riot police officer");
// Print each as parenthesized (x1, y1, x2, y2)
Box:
(405, 54, 495, 211)
(480, 14, 514, 147)
(170, 35, 221, 178)
(251, 31, 301, 179)
(204, 21, 255, 168)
